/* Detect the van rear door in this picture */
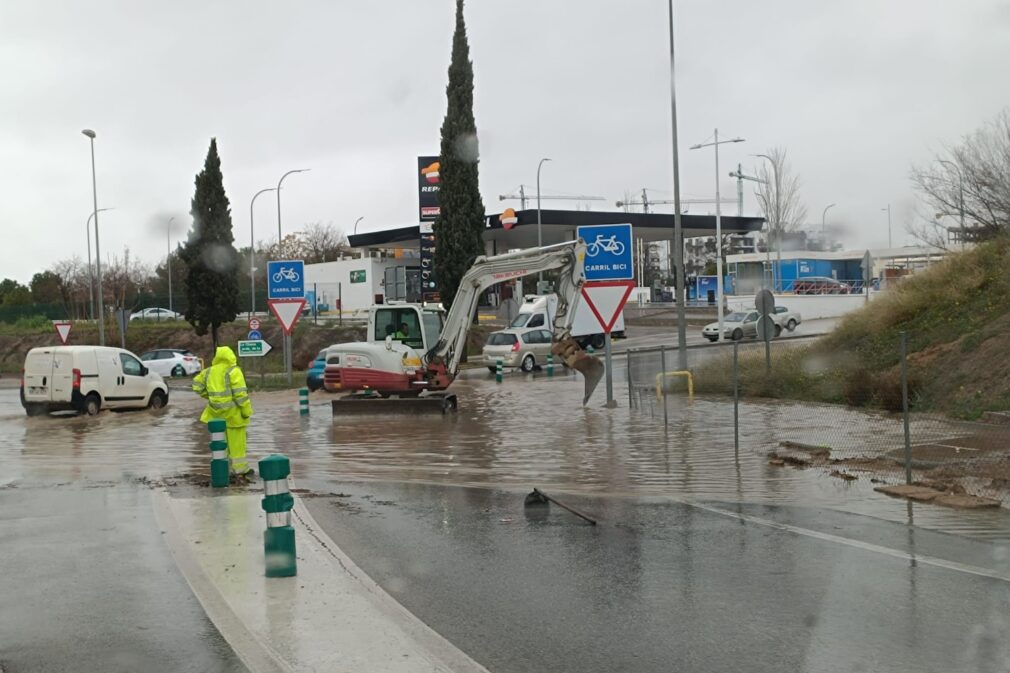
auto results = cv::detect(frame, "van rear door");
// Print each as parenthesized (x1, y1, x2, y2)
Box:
(23, 350, 54, 401)
(50, 351, 75, 403)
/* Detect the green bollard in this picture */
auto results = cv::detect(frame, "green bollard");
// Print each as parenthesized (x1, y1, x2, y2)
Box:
(547, 353, 554, 378)
(495, 357, 503, 384)
(208, 419, 229, 488)
(587, 344, 595, 354)
(259, 455, 296, 578)
(298, 388, 309, 416)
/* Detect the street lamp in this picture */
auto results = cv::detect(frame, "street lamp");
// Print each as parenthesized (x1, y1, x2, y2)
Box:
(690, 130, 745, 342)
(82, 129, 105, 345)
(166, 216, 176, 313)
(250, 187, 277, 317)
(353, 216, 364, 235)
(666, 0, 687, 370)
(821, 203, 836, 233)
(882, 204, 892, 248)
(536, 157, 551, 284)
(755, 153, 779, 290)
(276, 168, 311, 243)
(86, 207, 113, 321)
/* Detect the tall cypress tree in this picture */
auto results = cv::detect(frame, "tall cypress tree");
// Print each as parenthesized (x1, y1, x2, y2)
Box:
(180, 138, 239, 347)
(433, 0, 485, 311)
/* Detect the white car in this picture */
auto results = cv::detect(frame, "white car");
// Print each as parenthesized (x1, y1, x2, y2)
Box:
(21, 345, 169, 416)
(139, 349, 203, 377)
(772, 306, 802, 332)
(130, 307, 182, 321)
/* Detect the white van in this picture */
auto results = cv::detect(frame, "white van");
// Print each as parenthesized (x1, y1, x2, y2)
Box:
(509, 294, 626, 350)
(21, 346, 170, 416)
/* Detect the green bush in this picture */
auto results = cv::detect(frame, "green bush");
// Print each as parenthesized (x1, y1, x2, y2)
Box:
(13, 315, 52, 331)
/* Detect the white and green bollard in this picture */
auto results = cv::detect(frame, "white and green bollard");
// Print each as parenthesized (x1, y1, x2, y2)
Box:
(259, 454, 296, 578)
(546, 353, 554, 378)
(208, 418, 229, 488)
(298, 387, 309, 416)
(495, 358, 503, 384)
(587, 344, 595, 354)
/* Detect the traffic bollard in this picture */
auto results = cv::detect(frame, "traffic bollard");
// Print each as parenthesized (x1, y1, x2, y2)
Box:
(587, 344, 595, 354)
(495, 358, 503, 384)
(298, 387, 309, 416)
(546, 353, 554, 377)
(259, 455, 297, 578)
(208, 419, 229, 488)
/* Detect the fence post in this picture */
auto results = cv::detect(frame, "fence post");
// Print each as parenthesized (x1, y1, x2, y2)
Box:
(495, 358, 503, 384)
(733, 340, 740, 456)
(208, 418, 229, 488)
(259, 455, 297, 578)
(298, 387, 309, 416)
(627, 349, 634, 409)
(547, 353, 554, 378)
(659, 345, 668, 429)
(901, 331, 912, 484)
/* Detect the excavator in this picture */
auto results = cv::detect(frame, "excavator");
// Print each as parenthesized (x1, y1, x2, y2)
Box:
(324, 240, 605, 412)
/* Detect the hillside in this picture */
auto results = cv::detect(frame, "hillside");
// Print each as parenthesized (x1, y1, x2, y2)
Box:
(696, 236, 1010, 418)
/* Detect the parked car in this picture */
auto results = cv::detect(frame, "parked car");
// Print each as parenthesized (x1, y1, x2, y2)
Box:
(792, 277, 851, 295)
(482, 328, 555, 372)
(306, 349, 327, 392)
(139, 349, 203, 377)
(21, 345, 169, 416)
(702, 310, 782, 342)
(772, 306, 802, 332)
(130, 307, 182, 321)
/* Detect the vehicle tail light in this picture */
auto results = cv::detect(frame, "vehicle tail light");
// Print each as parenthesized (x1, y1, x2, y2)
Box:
(72, 368, 82, 390)
(183, 356, 195, 361)
(511, 340, 521, 352)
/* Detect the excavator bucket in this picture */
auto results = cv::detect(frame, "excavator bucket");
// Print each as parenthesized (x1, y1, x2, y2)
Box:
(552, 337, 605, 405)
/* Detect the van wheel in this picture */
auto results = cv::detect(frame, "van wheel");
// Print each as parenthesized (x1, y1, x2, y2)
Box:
(171, 365, 185, 377)
(148, 390, 168, 410)
(591, 334, 606, 349)
(521, 355, 536, 372)
(83, 393, 101, 416)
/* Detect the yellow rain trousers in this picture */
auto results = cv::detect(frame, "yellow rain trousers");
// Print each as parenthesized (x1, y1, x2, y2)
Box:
(193, 346, 254, 474)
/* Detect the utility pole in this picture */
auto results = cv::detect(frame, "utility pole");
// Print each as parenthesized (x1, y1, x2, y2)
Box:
(667, 0, 687, 370)
(882, 204, 892, 248)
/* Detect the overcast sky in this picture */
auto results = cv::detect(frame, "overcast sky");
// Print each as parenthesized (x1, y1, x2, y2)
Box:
(2, 0, 1008, 282)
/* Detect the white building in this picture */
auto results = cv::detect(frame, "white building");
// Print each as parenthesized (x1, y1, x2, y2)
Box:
(304, 252, 421, 314)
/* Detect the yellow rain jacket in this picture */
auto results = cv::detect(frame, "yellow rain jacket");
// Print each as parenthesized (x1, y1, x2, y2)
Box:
(193, 346, 253, 428)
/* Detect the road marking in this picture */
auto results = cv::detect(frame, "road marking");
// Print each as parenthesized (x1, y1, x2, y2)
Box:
(688, 501, 1010, 583)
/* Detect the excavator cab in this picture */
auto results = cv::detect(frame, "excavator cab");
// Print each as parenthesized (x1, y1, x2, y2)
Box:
(370, 305, 444, 352)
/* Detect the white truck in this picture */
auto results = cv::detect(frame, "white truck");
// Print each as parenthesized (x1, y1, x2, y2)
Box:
(509, 294, 625, 350)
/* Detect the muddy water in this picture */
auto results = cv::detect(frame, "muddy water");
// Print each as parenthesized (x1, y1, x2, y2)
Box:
(3, 373, 1010, 541)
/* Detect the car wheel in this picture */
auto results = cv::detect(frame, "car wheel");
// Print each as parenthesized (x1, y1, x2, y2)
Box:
(591, 334, 606, 349)
(774, 324, 783, 337)
(171, 364, 185, 377)
(787, 319, 797, 331)
(487, 366, 497, 373)
(83, 393, 101, 416)
(732, 329, 743, 341)
(521, 354, 536, 372)
(148, 390, 168, 410)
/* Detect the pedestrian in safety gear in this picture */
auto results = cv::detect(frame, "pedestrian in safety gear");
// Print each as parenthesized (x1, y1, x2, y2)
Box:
(193, 346, 254, 475)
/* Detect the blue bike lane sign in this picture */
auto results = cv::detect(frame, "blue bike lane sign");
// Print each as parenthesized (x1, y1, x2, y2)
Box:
(267, 260, 305, 299)
(576, 223, 634, 281)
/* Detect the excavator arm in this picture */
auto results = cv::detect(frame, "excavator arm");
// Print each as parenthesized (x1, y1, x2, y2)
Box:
(424, 240, 605, 404)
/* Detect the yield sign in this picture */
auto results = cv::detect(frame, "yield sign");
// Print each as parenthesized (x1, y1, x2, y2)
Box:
(581, 281, 635, 334)
(268, 298, 306, 336)
(53, 321, 72, 344)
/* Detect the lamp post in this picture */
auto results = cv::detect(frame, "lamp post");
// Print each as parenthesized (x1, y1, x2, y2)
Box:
(882, 204, 892, 248)
(536, 157, 551, 285)
(353, 216, 365, 235)
(276, 169, 310, 243)
(667, 0, 687, 369)
(690, 129, 745, 342)
(166, 216, 176, 313)
(82, 129, 105, 345)
(755, 153, 780, 291)
(821, 203, 836, 234)
(85, 207, 112, 321)
(249, 187, 276, 317)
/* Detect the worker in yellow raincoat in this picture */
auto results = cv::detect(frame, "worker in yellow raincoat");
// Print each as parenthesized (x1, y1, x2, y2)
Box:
(193, 346, 254, 476)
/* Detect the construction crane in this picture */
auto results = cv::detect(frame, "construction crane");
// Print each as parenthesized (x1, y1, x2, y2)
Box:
(499, 185, 606, 210)
(615, 188, 735, 213)
(727, 164, 767, 216)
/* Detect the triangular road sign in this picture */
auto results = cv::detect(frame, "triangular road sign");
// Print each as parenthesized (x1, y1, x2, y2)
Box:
(54, 321, 72, 345)
(581, 281, 635, 334)
(268, 299, 306, 335)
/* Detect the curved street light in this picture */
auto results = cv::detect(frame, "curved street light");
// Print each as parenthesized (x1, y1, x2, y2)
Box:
(821, 203, 836, 233)
(536, 158, 551, 283)
(276, 168, 311, 243)
(82, 129, 105, 344)
(86, 207, 113, 321)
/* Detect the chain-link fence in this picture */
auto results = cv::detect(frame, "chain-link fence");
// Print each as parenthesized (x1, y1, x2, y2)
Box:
(626, 334, 1010, 506)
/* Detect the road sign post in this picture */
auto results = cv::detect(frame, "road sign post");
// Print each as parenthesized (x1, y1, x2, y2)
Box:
(267, 260, 305, 385)
(755, 288, 775, 373)
(861, 250, 873, 306)
(581, 280, 636, 408)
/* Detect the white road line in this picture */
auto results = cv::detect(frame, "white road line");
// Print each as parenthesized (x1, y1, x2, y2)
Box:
(688, 501, 1010, 583)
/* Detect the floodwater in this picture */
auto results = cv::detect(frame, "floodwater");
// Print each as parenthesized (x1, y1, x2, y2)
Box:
(3, 369, 1010, 541)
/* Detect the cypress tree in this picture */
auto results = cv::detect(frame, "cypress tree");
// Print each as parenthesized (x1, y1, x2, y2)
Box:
(180, 138, 239, 347)
(433, 0, 485, 311)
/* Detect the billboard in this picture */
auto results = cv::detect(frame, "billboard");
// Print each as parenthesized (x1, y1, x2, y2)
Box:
(420, 221, 439, 302)
(418, 155, 441, 221)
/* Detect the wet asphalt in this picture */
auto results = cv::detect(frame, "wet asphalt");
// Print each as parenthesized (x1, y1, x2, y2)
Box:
(301, 480, 1010, 673)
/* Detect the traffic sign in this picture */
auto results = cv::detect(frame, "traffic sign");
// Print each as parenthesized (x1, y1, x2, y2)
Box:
(577, 223, 634, 281)
(238, 340, 273, 357)
(248, 317, 262, 331)
(53, 321, 72, 344)
(755, 289, 775, 316)
(756, 315, 776, 342)
(267, 260, 305, 299)
(248, 329, 263, 341)
(581, 281, 635, 334)
(268, 298, 307, 336)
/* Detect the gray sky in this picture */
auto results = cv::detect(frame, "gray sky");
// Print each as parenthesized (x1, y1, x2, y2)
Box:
(2, 0, 1008, 283)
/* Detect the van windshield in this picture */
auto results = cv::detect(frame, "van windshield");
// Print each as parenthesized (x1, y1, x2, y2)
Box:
(510, 314, 531, 328)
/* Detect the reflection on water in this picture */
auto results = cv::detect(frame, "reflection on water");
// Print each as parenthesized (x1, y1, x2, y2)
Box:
(2, 374, 1010, 541)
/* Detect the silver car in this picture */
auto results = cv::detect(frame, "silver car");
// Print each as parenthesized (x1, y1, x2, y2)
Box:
(482, 328, 555, 372)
